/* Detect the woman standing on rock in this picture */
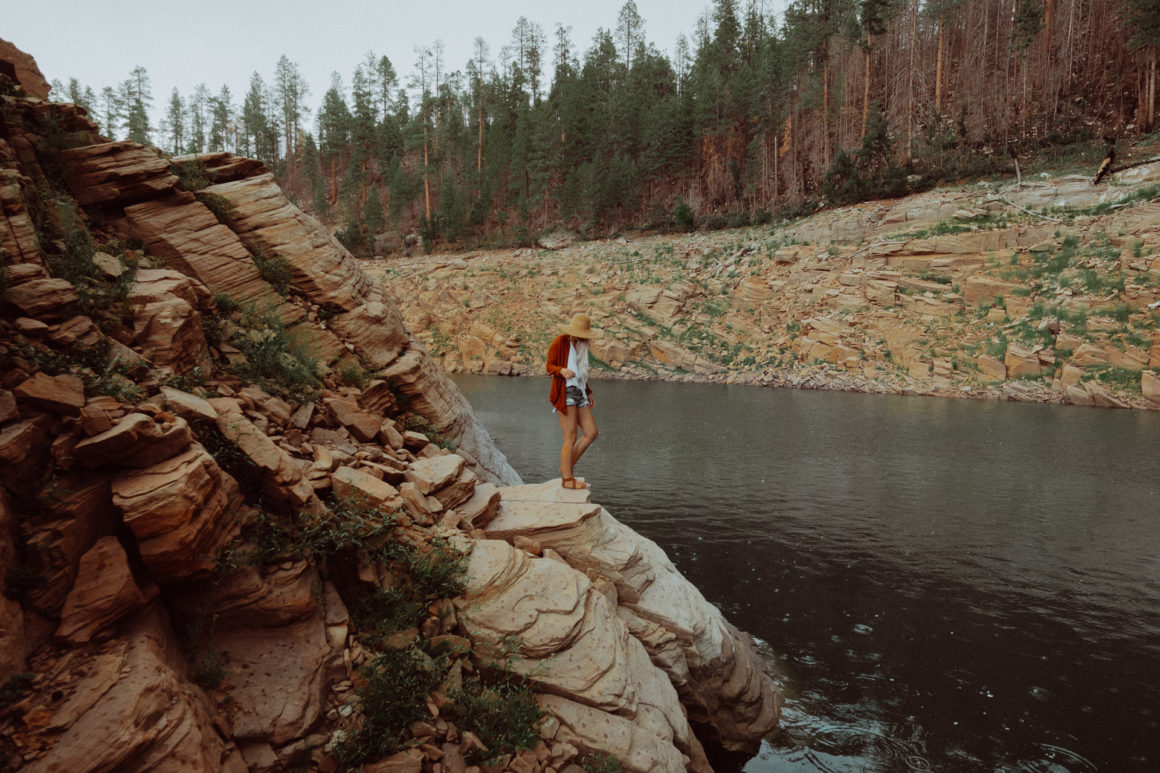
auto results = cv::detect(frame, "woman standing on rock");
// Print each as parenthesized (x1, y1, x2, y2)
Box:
(547, 313, 599, 490)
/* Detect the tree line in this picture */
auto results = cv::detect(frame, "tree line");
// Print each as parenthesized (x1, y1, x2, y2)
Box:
(51, 0, 1160, 252)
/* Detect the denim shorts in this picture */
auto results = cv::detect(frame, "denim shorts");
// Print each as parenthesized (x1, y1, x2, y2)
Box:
(565, 385, 590, 407)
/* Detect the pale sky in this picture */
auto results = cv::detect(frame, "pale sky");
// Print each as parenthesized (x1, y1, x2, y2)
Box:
(3, 0, 756, 116)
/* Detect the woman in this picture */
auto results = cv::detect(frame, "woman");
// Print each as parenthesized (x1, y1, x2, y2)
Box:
(546, 313, 599, 489)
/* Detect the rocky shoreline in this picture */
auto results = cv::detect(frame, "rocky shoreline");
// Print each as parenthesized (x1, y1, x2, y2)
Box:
(373, 159, 1160, 412)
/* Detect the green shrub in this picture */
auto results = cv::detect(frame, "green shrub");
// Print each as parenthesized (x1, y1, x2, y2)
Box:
(250, 246, 294, 296)
(378, 537, 469, 602)
(349, 586, 423, 649)
(451, 675, 543, 764)
(673, 198, 695, 231)
(174, 159, 214, 191)
(1085, 366, 1142, 392)
(338, 359, 371, 388)
(337, 648, 449, 764)
(228, 307, 320, 399)
(212, 292, 240, 315)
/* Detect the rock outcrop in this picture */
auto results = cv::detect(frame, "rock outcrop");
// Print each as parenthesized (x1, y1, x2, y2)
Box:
(485, 482, 781, 751)
(0, 45, 780, 773)
(378, 153, 1160, 411)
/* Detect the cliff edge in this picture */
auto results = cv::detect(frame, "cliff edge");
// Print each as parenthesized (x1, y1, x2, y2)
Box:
(0, 48, 780, 773)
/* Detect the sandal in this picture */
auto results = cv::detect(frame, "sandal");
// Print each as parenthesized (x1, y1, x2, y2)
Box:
(561, 476, 588, 490)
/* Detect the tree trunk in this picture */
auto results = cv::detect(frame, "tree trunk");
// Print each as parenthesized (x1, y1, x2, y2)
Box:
(862, 34, 872, 138)
(907, 0, 917, 158)
(935, 17, 945, 116)
(823, 56, 831, 163)
(423, 109, 432, 224)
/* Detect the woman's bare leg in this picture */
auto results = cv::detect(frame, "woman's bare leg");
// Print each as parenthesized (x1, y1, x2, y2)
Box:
(571, 405, 598, 467)
(557, 406, 579, 478)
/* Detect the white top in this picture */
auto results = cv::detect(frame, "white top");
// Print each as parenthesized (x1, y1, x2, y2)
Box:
(565, 339, 589, 393)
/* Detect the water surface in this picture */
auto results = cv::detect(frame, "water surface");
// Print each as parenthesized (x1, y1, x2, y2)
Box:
(454, 375, 1160, 772)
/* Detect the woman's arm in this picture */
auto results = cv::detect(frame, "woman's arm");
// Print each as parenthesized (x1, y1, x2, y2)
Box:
(546, 335, 574, 378)
(546, 335, 564, 377)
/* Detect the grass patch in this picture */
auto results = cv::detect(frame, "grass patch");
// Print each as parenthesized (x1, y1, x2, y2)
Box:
(582, 752, 624, 773)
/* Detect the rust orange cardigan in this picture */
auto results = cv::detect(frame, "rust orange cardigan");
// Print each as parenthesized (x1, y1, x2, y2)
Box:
(546, 334, 593, 412)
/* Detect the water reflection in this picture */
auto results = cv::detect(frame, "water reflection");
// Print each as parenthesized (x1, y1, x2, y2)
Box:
(454, 375, 1160, 771)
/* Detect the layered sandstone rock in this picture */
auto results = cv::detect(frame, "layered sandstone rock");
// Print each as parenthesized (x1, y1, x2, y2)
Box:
(20, 607, 247, 773)
(460, 539, 710, 773)
(54, 536, 151, 643)
(111, 444, 243, 581)
(481, 481, 782, 753)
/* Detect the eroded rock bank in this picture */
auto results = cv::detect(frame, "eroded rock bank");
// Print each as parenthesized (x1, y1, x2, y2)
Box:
(375, 158, 1160, 410)
(0, 49, 780, 773)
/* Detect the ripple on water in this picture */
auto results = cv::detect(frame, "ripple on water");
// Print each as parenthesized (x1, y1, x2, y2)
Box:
(997, 742, 1099, 773)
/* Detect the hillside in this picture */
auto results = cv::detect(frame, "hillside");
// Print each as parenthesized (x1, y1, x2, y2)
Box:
(0, 50, 779, 772)
(376, 154, 1160, 410)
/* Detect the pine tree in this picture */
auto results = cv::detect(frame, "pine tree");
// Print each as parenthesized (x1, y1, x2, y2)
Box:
(164, 88, 186, 154)
(121, 66, 153, 145)
(242, 72, 279, 165)
(209, 86, 234, 152)
(186, 84, 210, 154)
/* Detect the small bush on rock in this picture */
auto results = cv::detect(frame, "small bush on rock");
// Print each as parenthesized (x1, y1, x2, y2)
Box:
(450, 674, 543, 764)
(228, 306, 320, 399)
(336, 647, 449, 764)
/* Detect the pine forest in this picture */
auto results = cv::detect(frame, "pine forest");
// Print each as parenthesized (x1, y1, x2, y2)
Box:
(49, 0, 1160, 253)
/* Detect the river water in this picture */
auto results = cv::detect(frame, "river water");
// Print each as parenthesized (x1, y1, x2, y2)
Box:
(453, 374, 1160, 772)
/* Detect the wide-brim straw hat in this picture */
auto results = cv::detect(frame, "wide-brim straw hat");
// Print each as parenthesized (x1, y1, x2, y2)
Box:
(560, 313, 599, 339)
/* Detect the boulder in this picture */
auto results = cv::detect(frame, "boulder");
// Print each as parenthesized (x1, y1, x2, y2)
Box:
(111, 444, 242, 581)
(456, 482, 501, 528)
(200, 173, 377, 310)
(961, 276, 1025, 305)
(55, 536, 149, 642)
(174, 562, 342, 744)
(324, 397, 381, 442)
(159, 386, 218, 424)
(0, 37, 51, 98)
(331, 465, 401, 511)
(329, 301, 411, 368)
(0, 415, 54, 495)
(126, 269, 213, 374)
(74, 412, 193, 468)
(977, 355, 1007, 382)
(1004, 344, 1045, 379)
(0, 388, 18, 423)
(58, 140, 177, 207)
(209, 397, 316, 508)
(1142, 371, 1160, 403)
(4, 277, 78, 319)
(14, 372, 85, 415)
(405, 453, 465, 495)
(123, 192, 287, 314)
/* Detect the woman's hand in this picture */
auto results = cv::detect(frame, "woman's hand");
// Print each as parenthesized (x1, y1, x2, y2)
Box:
(560, 368, 574, 378)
